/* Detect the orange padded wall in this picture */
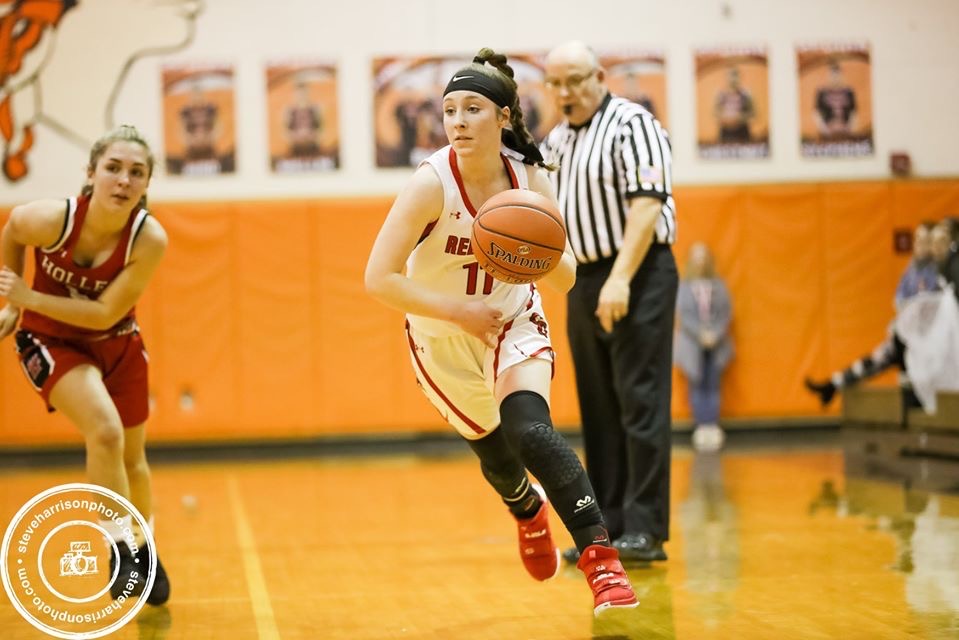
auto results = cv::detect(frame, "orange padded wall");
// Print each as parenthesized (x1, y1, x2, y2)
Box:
(2, 179, 958, 446)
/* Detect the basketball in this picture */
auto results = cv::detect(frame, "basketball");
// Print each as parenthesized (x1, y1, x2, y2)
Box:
(470, 189, 567, 285)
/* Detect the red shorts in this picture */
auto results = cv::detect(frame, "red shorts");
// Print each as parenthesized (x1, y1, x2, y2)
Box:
(14, 328, 149, 427)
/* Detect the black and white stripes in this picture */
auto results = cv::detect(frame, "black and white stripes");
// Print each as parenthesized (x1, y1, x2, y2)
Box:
(542, 94, 676, 264)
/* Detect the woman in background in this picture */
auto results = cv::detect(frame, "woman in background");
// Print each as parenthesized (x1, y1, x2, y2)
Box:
(675, 242, 734, 451)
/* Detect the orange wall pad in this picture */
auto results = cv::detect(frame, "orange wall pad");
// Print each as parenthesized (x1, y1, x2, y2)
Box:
(2, 179, 958, 446)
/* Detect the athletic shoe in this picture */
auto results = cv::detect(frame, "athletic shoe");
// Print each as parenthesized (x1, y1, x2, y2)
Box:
(692, 423, 725, 452)
(146, 555, 170, 605)
(109, 542, 146, 600)
(576, 544, 639, 616)
(513, 484, 560, 581)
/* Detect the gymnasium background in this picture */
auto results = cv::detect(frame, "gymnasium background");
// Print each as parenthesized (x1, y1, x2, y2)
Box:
(2, 0, 958, 446)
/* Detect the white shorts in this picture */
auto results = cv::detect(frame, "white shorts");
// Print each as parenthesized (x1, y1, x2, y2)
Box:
(406, 292, 554, 440)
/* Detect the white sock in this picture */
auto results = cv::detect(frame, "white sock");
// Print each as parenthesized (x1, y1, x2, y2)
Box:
(99, 514, 133, 544)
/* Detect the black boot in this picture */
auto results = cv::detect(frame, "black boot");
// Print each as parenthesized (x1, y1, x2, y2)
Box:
(804, 377, 836, 407)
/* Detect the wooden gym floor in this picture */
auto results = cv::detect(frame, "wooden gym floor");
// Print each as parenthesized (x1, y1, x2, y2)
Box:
(1, 438, 957, 639)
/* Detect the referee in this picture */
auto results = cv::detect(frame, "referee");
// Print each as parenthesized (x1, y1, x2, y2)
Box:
(541, 41, 678, 563)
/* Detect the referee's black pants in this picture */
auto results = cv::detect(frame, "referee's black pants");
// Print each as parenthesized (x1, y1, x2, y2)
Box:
(566, 244, 678, 542)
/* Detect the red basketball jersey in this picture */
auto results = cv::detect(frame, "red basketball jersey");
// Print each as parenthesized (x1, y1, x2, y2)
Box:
(20, 195, 150, 340)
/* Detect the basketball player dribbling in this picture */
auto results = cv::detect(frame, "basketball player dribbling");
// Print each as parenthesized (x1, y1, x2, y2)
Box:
(0, 125, 171, 605)
(365, 47, 638, 615)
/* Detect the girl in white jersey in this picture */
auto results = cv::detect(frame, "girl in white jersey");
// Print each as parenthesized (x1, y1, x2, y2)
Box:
(365, 48, 637, 616)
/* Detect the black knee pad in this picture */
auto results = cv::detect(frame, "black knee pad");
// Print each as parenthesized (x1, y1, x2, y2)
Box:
(500, 391, 604, 531)
(500, 391, 581, 488)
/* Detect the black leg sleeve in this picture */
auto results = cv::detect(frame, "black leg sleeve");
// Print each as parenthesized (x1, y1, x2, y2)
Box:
(499, 390, 608, 543)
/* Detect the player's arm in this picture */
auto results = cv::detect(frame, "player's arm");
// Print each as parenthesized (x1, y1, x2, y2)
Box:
(0, 218, 167, 331)
(604, 195, 659, 295)
(2, 199, 68, 279)
(528, 167, 575, 293)
(0, 200, 67, 339)
(594, 117, 667, 332)
(365, 165, 503, 346)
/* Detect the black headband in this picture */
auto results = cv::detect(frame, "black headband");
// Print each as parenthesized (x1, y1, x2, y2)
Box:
(443, 66, 511, 108)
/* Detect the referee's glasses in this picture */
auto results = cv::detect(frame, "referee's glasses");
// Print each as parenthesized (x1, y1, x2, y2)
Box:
(544, 69, 597, 91)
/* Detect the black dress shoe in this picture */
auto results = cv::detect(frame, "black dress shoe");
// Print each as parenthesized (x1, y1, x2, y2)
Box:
(614, 533, 667, 562)
(562, 546, 580, 564)
(804, 377, 836, 407)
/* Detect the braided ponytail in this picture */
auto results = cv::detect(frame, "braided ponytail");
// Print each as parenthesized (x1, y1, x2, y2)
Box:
(468, 48, 555, 170)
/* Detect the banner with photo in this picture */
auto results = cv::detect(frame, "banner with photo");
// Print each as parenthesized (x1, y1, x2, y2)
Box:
(373, 55, 463, 168)
(502, 52, 561, 144)
(598, 50, 668, 128)
(797, 43, 873, 158)
(265, 60, 340, 173)
(372, 53, 559, 167)
(161, 64, 236, 176)
(695, 47, 769, 159)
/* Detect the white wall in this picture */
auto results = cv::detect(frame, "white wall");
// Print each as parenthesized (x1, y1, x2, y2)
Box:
(1, 0, 956, 205)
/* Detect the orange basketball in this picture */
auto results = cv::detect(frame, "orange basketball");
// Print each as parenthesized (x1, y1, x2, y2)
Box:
(470, 189, 566, 285)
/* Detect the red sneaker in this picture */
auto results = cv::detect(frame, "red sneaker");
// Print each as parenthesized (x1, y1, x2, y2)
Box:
(576, 544, 639, 616)
(514, 485, 560, 581)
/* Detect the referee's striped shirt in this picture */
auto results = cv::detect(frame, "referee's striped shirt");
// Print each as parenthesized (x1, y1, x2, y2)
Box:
(541, 93, 676, 264)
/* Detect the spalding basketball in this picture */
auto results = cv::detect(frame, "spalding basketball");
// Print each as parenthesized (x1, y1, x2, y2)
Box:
(470, 189, 566, 285)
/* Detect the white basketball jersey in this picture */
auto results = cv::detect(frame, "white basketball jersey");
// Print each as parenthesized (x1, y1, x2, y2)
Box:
(407, 145, 533, 337)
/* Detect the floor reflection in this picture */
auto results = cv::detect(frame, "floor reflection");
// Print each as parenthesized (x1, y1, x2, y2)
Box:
(1, 438, 958, 639)
(840, 431, 959, 639)
(679, 451, 739, 631)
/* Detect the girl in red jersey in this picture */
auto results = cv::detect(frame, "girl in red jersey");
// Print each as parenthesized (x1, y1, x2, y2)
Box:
(365, 48, 638, 616)
(0, 125, 170, 605)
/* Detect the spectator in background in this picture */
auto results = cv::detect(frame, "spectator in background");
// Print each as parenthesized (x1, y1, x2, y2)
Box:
(805, 221, 940, 406)
(932, 217, 959, 294)
(675, 243, 734, 451)
(896, 218, 959, 412)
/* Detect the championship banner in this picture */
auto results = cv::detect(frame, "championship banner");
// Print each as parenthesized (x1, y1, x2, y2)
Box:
(161, 64, 237, 176)
(797, 43, 873, 158)
(695, 47, 769, 160)
(265, 60, 340, 173)
(598, 50, 668, 128)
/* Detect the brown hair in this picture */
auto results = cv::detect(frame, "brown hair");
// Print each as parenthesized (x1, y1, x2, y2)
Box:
(81, 125, 154, 208)
(684, 242, 717, 280)
(468, 48, 555, 170)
